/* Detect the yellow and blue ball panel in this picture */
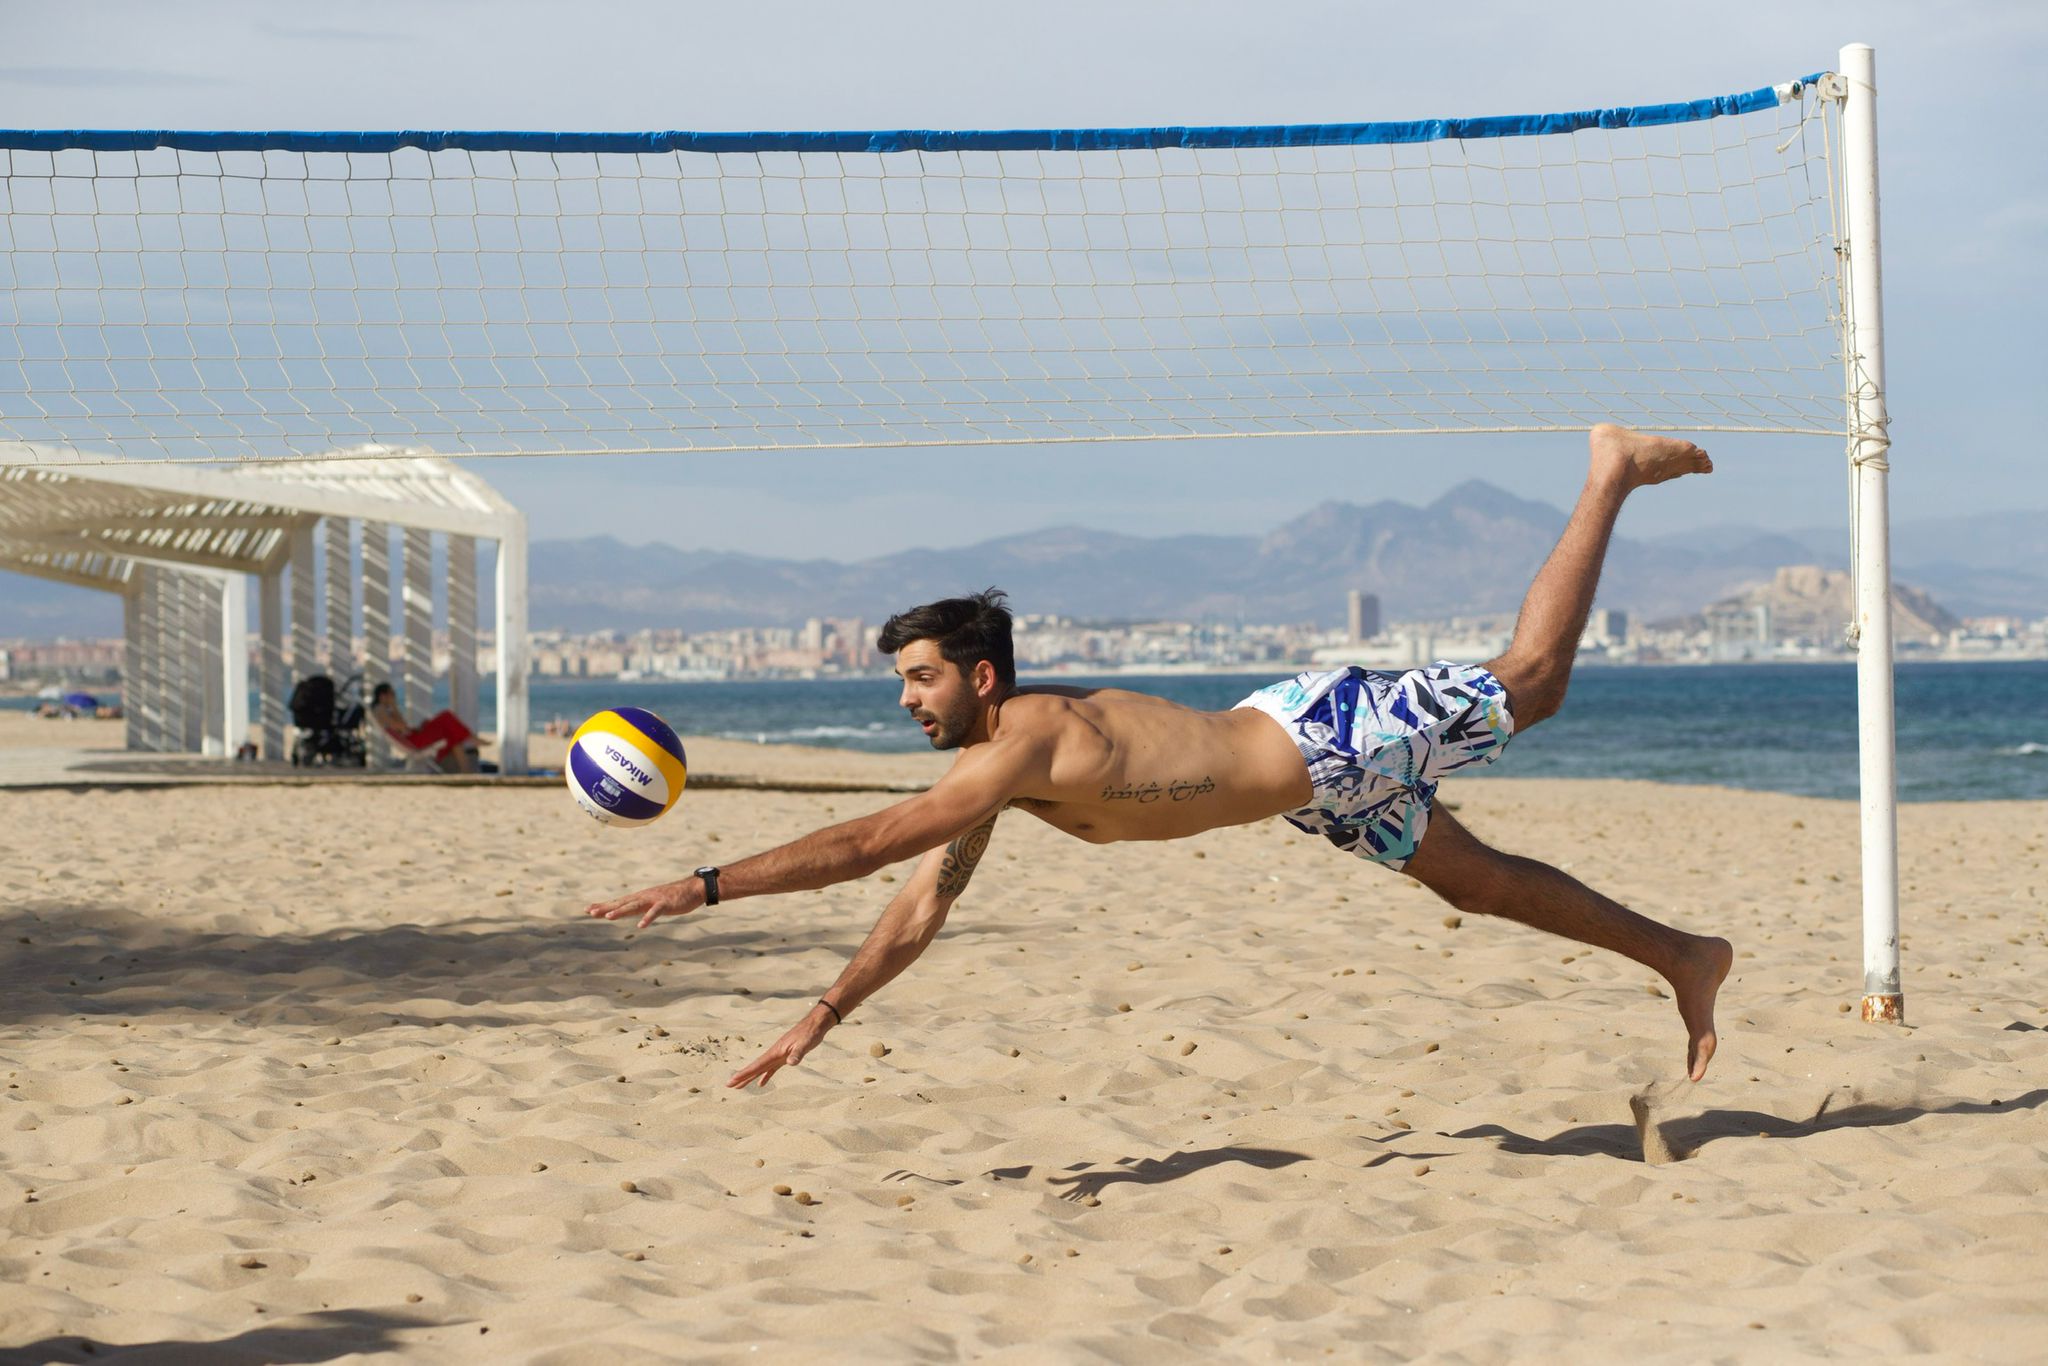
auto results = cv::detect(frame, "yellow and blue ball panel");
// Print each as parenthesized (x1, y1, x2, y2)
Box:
(567, 706, 688, 827)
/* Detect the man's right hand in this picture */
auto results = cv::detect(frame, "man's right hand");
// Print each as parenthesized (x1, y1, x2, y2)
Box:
(584, 876, 706, 929)
(727, 1005, 837, 1089)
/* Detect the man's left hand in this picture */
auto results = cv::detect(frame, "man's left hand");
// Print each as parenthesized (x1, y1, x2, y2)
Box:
(584, 877, 704, 929)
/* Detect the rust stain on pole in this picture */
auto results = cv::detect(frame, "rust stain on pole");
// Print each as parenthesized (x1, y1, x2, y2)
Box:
(1860, 993, 1905, 1024)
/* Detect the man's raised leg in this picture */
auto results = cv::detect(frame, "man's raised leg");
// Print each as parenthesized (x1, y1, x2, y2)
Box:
(1486, 424, 1712, 727)
(1402, 807, 1732, 1082)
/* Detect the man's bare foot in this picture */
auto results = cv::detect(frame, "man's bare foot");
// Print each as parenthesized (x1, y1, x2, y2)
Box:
(1590, 423, 1713, 491)
(1666, 934, 1733, 1082)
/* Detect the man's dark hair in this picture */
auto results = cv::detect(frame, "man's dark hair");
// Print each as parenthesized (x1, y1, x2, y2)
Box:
(877, 588, 1015, 689)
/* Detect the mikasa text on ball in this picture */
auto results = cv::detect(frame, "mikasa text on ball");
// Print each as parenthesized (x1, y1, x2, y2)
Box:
(567, 707, 688, 827)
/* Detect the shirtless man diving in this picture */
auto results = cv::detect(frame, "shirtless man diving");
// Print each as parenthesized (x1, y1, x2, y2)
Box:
(586, 425, 1734, 1092)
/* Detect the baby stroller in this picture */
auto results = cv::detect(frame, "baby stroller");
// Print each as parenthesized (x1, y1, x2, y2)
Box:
(288, 673, 368, 768)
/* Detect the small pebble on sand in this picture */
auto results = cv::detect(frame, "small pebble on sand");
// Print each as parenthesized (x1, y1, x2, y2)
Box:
(869, 1042, 888, 1057)
(896, 1194, 915, 1207)
(773, 1184, 793, 1196)
(531, 1162, 547, 1173)
(1179, 1041, 1197, 1056)
(236, 1255, 264, 1269)
(619, 1179, 639, 1193)
(794, 1191, 816, 1206)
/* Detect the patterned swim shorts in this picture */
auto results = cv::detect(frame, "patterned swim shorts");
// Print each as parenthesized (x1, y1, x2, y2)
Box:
(1234, 662, 1515, 870)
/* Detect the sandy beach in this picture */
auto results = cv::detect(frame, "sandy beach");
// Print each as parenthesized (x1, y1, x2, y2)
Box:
(2, 734, 2045, 1362)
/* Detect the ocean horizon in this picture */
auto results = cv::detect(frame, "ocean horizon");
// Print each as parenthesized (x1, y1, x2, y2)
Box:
(516, 660, 2046, 804)
(10, 659, 2043, 802)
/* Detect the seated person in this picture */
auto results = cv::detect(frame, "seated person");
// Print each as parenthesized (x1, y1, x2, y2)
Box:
(368, 682, 480, 773)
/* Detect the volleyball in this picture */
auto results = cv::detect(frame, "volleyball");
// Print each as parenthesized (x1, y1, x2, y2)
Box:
(566, 707, 688, 828)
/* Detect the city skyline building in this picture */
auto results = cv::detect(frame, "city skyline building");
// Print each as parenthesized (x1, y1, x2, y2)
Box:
(1347, 590, 1382, 643)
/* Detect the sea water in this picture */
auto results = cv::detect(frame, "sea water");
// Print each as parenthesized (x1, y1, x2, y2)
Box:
(513, 660, 2048, 803)
(13, 660, 2041, 800)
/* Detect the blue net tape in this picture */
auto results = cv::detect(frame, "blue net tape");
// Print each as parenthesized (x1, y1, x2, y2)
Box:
(0, 75, 1823, 156)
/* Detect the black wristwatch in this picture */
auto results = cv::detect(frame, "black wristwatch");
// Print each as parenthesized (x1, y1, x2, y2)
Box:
(694, 865, 721, 907)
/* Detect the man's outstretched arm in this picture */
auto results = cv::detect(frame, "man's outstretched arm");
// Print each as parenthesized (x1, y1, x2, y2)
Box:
(727, 809, 999, 1089)
(584, 737, 1031, 930)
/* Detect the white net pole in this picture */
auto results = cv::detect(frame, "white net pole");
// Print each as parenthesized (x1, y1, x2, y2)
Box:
(1838, 43, 1901, 1024)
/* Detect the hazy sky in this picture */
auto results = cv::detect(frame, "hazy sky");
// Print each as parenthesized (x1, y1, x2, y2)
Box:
(4, 1, 2043, 560)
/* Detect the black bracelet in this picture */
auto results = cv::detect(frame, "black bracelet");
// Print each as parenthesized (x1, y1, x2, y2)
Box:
(817, 998, 844, 1025)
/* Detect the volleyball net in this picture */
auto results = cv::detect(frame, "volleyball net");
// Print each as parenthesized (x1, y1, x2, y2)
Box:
(1, 73, 1845, 466)
(0, 56, 1907, 1026)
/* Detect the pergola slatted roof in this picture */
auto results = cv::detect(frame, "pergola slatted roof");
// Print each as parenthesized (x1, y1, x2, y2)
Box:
(1, 443, 516, 588)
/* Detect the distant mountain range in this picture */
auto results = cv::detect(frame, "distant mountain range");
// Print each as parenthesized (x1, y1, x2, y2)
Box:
(514, 485, 2047, 631)
(4, 482, 2042, 637)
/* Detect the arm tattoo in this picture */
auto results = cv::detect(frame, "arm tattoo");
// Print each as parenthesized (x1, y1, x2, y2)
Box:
(935, 814, 998, 899)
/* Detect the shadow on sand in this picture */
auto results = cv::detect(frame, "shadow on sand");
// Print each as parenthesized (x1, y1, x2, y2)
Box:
(1043, 1145, 1310, 1200)
(0, 900, 868, 1029)
(1451, 1088, 2048, 1163)
(0, 1309, 432, 1365)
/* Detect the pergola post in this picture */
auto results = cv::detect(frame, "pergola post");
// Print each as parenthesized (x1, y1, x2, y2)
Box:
(401, 526, 434, 718)
(143, 566, 169, 753)
(495, 514, 529, 774)
(258, 567, 286, 760)
(221, 572, 249, 758)
(195, 573, 224, 756)
(143, 567, 167, 752)
(122, 582, 143, 752)
(447, 533, 478, 730)
(289, 521, 317, 692)
(361, 520, 392, 765)
(324, 517, 354, 685)
(165, 573, 192, 753)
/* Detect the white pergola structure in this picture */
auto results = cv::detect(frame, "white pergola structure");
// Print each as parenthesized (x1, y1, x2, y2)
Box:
(0, 446, 529, 773)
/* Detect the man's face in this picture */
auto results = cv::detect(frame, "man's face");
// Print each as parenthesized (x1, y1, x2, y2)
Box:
(894, 640, 982, 750)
